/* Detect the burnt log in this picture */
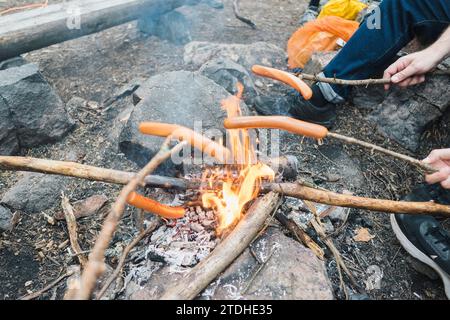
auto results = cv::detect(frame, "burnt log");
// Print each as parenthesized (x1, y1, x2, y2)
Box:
(159, 192, 280, 300)
(0, 0, 200, 61)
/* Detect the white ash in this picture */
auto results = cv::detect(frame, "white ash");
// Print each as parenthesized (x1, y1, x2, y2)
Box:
(144, 205, 219, 271)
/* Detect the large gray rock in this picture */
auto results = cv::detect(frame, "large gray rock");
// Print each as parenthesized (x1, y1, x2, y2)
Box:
(1, 173, 70, 214)
(203, 228, 333, 300)
(120, 71, 249, 171)
(0, 205, 13, 232)
(316, 144, 365, 190)
(184, 41, 287, 70)
(199, 58, 257, 105)
(0, 95, 19, 155)
(367, 77, 449, 151)
(138, 10, 192, 45)
(302, 51, 337, 78)
(0, 63, 75, 154)
(351, 85, 387, 111)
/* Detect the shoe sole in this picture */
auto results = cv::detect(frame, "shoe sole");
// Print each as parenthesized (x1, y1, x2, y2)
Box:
(390, 214, 450, 299)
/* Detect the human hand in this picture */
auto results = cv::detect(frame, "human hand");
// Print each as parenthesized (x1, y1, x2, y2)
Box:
(423, 149, 450, 189)
(383, 49, 442, 90)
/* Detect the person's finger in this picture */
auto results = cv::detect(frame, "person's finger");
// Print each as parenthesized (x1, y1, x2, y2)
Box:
(423, 149, 450, 163)
(425, 167, 450, 184)
(391, 63, 419, 83)
(384, 56, 412, 89)
(419, 74, 426, 83)
(441, 177, 450, 189)
(383, 70, 392, 90)
(398, 77, 413, 88)
(407, 75, 425, 86)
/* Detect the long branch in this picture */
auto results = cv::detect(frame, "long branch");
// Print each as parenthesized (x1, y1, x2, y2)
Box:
(0, 156, 190, 189)
(264, 183, 450, 217)
(2, 156, 449, 217)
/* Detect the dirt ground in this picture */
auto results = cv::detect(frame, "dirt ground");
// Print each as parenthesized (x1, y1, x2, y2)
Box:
(1, 0, 449, 300)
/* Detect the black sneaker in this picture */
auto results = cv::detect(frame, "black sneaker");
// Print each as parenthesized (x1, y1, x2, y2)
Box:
(253, 95, 292, 116)
(390, 186, 450, 299)
(254, 86, 337, 128)
(289, 85, 337, 128)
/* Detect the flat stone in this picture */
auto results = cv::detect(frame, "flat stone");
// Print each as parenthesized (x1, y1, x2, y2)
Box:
(202, 228, 334, 300)
(1, 173, 70, 214)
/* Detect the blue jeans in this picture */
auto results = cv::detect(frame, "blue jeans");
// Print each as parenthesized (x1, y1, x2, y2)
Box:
(323, 0, 450, 100)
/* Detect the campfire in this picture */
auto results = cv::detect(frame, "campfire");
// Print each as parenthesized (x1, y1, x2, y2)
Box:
(200, 83, 275, 235)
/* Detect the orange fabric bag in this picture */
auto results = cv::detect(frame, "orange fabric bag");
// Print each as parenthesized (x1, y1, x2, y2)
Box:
(287, 16, 360, 69)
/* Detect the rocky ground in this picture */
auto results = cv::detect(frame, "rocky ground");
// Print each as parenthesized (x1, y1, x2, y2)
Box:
(1, 0, 449, 300)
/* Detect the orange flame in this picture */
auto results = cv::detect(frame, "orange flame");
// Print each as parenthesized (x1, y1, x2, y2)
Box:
(201, 84, 275, 235)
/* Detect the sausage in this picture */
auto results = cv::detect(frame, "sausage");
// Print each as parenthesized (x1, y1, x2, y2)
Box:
(127, 192, 185, 219)
(224, 116, 329, 140)
(139, 122, 231, 162)
(251, 65, 313, 100)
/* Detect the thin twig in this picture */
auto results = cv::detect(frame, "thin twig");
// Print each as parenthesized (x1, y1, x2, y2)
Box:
(242, 248, 276, 294)
(20, 270, 74, 300)
(304, 201, 358, 297)
(232, 0, 256, 29)
(296, 69, 449, 86)
(275, 211, 325, 260)
(328, 132, 436, 173)
(297, 73, 389, 85)
(62, 195, 87, 267)
(72, 138, 187, 300)
(96, 218, 161, 300)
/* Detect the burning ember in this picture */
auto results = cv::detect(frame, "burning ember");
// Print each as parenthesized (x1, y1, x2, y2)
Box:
(201, 84, 275, 235)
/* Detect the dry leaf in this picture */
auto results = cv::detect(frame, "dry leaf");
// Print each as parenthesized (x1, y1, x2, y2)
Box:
(353, 227, 375, 242)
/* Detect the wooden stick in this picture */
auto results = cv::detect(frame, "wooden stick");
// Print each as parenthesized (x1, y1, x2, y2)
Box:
(0, 0, 195, 61)
(95, 218, 161, 300)
(232, 0, 256, 29)
(2, 156, 449, 217)
(72, 138, 187, 300)
(275, 211, 325, 260)
(296, 69, 449, 86)
(0, 155, 297, 187)
(265, 183, 450, 217)
(159, 192, 280, 300)
(62, 195, 87, 267)
(20, 270, 74, 300)
(305, 201, 358, 295)
(327, 132, 436, 173)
